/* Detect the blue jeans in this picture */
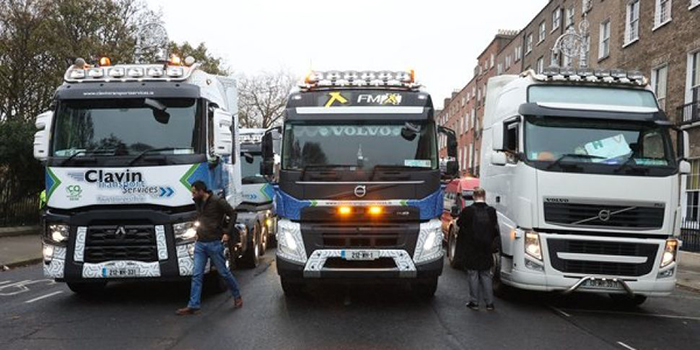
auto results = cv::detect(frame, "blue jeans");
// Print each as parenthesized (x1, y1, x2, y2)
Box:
(187, 240, 241, 309)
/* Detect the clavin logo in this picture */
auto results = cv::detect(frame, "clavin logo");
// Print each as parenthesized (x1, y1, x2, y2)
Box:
(85, 170, 144, 188)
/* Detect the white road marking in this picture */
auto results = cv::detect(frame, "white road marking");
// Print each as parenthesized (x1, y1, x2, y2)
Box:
(617, 341, 637, 350)
(0, 281, 11, 285)
(562, 308, 700, 321)
(24, 291, 63, 304)
(0, 279, 56, 297)
(549, 306, 571, 317)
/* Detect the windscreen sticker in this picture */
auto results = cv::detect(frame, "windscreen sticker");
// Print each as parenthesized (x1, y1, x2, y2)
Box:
(404, 159, 432, 168)
(584, 134, 631, 160)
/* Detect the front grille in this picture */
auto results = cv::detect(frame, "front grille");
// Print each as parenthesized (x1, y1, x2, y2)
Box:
(548, 239, 658, 277)
(324, 257, 396, 269)
(543, 202, 664, 229)
(322, 229, 401, 248)
(84, 225, 158, 263)
(301, 223, 419, 257)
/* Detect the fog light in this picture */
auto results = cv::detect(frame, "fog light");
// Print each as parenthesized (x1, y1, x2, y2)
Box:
(525, 259, 544, 272)
(368, 206, 382, 215)
(338, 206, 352, 215)
(658, 267, 675, 278)
(43, 244, 54, 262)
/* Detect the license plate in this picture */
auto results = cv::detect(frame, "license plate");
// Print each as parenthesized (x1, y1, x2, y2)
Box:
(341, 250, 379, 261)
(102, 267, 140, 278)
(581, 279, 622, 290)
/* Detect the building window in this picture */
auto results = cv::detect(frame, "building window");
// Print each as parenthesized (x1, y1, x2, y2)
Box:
(538, 21, 546, 43)
(490, 54, 495, 68)
(497, 63, 503, 75)
(536, 57, 544, 74)
(652, 65, 668, 110)
(515, 46, 522, 61)
(654, 0, 672, 29)
(563, 54, 572, 68)
(599, 20, 611, 59)
(687, 159, 700, 221)
(526, 34, 533, 54)
(583, 0, 593, 13)
(566, 6, 575, 28)
(688, 51, 700, 103)
(506, 55, 512, 68)
(552, 8, 561, 31)
(625, 0, 640, 45)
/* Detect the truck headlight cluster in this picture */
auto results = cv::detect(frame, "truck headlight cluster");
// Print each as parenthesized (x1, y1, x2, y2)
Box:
(276, 219, 307, 264)
(414, 219, 444, 264)
(173, 221, 198, 244)
(47, 224, 69, 244)
(660, 238, 678, 268)
(524, 231, 542, 261)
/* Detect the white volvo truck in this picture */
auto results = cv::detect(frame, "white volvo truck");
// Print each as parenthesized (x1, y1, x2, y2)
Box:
(481, 67, 691, 305)
(33, 56, 251, 294)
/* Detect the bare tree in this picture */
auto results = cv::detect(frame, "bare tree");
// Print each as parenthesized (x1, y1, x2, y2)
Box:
(237, 70, 297, 128)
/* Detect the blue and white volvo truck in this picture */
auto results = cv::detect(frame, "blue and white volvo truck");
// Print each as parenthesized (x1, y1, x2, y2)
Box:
(481, 68, 691, 306)
(236, 128, 278, 266)
(260, 70, 459, 297)
(33, 56, 249, 294)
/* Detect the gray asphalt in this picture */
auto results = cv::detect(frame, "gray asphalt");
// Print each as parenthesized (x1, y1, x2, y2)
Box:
(1, 250, 699, 350)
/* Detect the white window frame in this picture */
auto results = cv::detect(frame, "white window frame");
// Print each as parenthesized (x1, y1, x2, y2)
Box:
(536, 57, 544, 74)
(651, 64, 669, 111)
(552, 7, 561, 31)
(583, 0, 593, 13)
(538, 21, 546, 43)
(654, 0, 673, 30)
(566, 6, 575, 28)
(526, 34, 533, 54)
(599, 20, 611, 59)
(624, 0, 640, 46)
(505, 55, 511, 68)
(685, 159, 700, 222)
(686, 50, 700, 103)
(490, 54, 495, 68)
(691, 0, 700, 10)
(497, 63, 503, 75)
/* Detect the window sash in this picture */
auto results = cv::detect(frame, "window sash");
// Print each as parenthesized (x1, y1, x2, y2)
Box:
(553, 8, 561, 29)
(539, 22, 546, 42)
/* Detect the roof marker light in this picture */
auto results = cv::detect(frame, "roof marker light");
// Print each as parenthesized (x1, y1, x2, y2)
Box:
(166, 66, 184, 77)
(127, 67, 144, 78)
(99, 57, 111, 66)
(184, 56, 196, 66)
(108, 67, 125, 78)
(611, 69, 627, 79)
(87, 68, 104, 78)
(147, 67, 164, 77)
(69, 69, 85, 79)
(169, 54, 182, 66)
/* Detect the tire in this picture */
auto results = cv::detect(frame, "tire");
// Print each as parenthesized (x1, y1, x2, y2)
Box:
(259, 224, 268, 256)
(609, 294, 647, 307)
(280, 277, 304, 297)
(411, 277, 439, 299)
(67, 281, 107, 295)
(491, 239, 511, 298)
(447, 226, 460, 269)
(238, 223, 260, 268)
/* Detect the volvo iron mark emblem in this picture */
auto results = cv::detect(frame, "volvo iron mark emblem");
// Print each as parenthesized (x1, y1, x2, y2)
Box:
(598, 210, 612, 222)
(354, 185, 367, 198)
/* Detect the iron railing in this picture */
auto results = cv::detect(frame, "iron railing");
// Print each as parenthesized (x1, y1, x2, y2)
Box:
(681, 220, 700, 253)
(0, 190, 40, 227)
(678, 87, 700, 126)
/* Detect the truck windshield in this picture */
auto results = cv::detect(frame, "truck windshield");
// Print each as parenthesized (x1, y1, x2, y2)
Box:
(282, 121, 438, 171)
(524, 117, 676, 173)
(52, 98, 200, 157)
(241, 153, 266, 184)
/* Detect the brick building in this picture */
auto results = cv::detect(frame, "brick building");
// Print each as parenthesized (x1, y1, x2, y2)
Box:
(438, 0, 700, 219)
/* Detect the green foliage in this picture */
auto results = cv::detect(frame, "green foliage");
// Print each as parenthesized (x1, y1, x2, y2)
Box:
(169, 41, 229, 76)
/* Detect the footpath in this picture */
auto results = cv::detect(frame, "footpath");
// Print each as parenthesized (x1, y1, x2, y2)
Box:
(1, 226, 700, 292)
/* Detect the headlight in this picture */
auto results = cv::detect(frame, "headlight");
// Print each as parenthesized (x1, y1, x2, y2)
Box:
(47, 224, 69, 244)
(174, 221, 198, 244)
(414, 219, 444, 264)
(660, 238, 678, 268)
(524, 231, 542, 261)
(43, 244, 55, 262)
(276, 219, 306, 264)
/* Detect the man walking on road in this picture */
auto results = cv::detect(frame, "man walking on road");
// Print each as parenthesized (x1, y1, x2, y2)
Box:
(177, 181, 242, 315)
(456, 187, 500, 311)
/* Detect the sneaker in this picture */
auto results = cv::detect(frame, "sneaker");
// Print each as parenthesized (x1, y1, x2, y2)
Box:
(466, 302, 479, 310)
(486, 304, 495, 311)
(234, 296, 243, 309)
(175, 307, 200, 316)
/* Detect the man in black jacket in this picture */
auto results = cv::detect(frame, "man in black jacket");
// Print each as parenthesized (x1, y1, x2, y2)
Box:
(456, 187, 500, 311)
(177, 181, 242, 315)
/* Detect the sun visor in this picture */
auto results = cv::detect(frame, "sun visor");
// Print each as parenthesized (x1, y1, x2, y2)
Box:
(56, 82, 200, 100)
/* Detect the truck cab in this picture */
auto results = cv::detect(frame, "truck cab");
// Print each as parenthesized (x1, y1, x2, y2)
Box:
(33, 56, 247, 294)
(261, 70, 459, 298)
(481, 68, 691, 305)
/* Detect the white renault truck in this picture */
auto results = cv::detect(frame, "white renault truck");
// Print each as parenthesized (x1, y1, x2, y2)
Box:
(481, 67, 691, 305)
(33, 56, 251, 294)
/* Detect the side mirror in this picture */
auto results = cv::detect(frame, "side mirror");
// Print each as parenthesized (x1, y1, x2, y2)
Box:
(261, 127, 281, 176)
(450, 206, 460, 217)
(492, 122, 505, 151)
(680, 130, 690, 160)
(438, 126, 459, 179)
(34, 111, 54, 161)
(680, 160, 691, 175)
(446, 160, 459, 177)
(490, 152, 507, 166)
(212, 109, 233, 156)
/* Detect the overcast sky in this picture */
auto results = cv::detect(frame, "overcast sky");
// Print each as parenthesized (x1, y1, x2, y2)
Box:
(147, 0, 547, 109)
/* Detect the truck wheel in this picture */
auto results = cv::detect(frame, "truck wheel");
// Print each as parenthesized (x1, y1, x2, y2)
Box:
(238, 223, 260, 268)
(259, 225, 268, 256)
(280, 277, 304, 297)
(609, 294, 647, 307)
(447, 226, 460, 269)
(67, 281, 107, 295)
(491, 240, 511, 298)
(411, 277, 438, 299)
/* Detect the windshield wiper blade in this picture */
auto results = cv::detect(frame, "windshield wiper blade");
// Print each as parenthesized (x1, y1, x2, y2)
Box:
(370, 164, 426, 181)
(613, 156, 650, 174)
(128, 147, 176, 166)
(60, 149, 116, 166)
(545, 154, 605, 170)
(300, 164, 356, 180)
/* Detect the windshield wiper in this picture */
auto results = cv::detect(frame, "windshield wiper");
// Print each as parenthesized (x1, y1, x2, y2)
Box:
(614, 156, 650, 174)
(545, 154, 605, 170)
(370, 164, 427, 181)
(300, 164, 356, 180)
(60, 149, 116, 166)
(128, 147, 177, 166)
